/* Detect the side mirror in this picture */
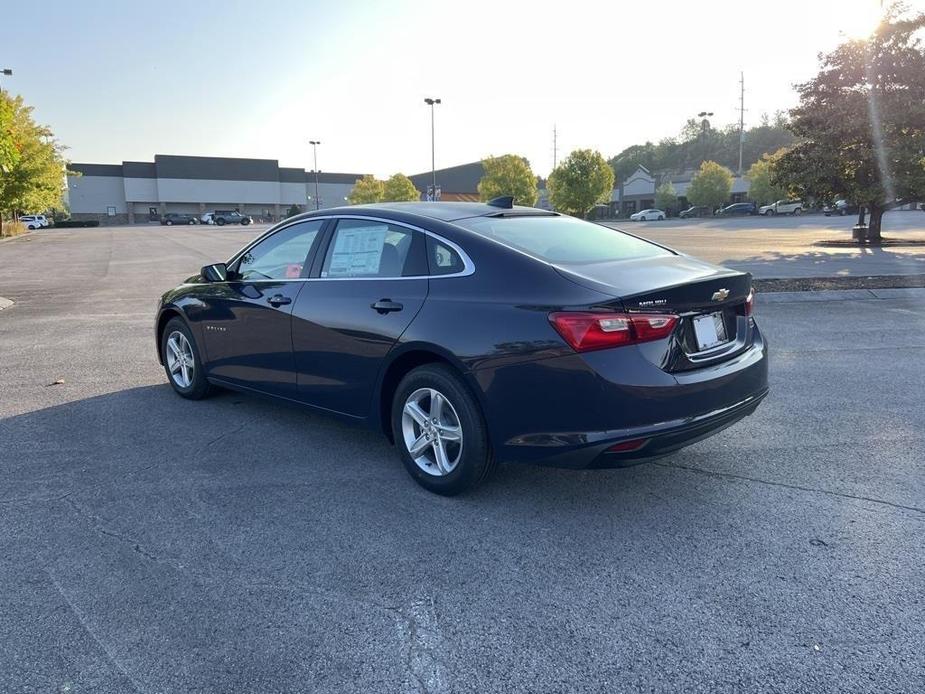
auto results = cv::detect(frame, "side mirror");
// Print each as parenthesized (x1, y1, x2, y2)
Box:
(201, 263, 228, 282)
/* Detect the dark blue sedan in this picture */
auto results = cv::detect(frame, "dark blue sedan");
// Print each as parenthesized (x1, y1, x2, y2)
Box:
(156, 199, 768, 494)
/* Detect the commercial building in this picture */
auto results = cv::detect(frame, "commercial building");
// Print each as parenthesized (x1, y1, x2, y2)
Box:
(67, 154, 369, 224)
(612, 165, 751, 216)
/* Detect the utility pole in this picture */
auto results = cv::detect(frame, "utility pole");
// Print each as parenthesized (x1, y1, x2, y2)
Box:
(552, 124, 558, 171)
(309, 140, 321, 210)
(424, 98, 441, 200)
(737, 71, 746, 175)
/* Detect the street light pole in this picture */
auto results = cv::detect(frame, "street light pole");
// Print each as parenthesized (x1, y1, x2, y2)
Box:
(0, 68, 12, 97)
(424, 98, 441, 200)
(309, 140, 321, 210)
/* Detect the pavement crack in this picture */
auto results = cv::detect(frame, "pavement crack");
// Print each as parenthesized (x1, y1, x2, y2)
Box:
(654, 461, 925, 516)
(62, 496, 164, 564)
(46, 569, 147, 693)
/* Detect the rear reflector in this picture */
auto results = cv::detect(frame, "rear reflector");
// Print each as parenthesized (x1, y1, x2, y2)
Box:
(606, 438, 649, 453)
(744, 288, 755, 316)
(549, 311, 679, 352)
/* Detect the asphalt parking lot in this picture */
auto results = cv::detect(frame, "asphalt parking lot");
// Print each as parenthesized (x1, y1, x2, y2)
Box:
(606, 210, 925, 278)
(1, 226, 924, 693)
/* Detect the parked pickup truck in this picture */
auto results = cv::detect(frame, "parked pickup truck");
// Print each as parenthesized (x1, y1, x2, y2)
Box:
(759, 199, 803, 216)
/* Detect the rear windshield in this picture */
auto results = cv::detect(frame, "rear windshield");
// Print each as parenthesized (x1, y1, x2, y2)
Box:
(454, 214, 672, 264)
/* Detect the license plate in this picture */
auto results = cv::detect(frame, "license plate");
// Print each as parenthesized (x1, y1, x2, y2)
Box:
(692, 312, 728, 350)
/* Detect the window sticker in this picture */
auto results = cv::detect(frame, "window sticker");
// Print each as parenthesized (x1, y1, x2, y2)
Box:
(325, 225, 388, 277)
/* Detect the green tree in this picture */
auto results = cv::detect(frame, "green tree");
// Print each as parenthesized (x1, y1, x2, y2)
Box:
(654, 181, 677, 212)
(548, 149, 614, 217)
(285, 204, 302, 218)
(477, 154, 538, 206)
(347, 175, 384, 204)
(772, 4, 925, 239)
(687, 160, 733, 211)
(0, 92, 69, 233)
(381, 173, 420, 202)
(745, 149, 789, 204)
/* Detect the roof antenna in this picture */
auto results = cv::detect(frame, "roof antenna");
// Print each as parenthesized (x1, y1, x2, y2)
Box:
(487, 196, 514, 209)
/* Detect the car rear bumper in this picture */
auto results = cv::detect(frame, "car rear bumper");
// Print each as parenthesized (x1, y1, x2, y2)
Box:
(471, 323, 769, 469)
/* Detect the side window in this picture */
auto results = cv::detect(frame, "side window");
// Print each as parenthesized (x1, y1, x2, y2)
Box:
(321, 220, 414, 278)
(235, 220, 324, 280)
(427, 237, 465, 276)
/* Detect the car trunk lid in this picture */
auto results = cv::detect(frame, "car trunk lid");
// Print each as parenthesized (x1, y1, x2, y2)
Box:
(553, 254, 753, 371)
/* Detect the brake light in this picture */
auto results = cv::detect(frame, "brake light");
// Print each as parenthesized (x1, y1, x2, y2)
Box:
(744, 289, 755, 316)
(548, 311, 679, 352)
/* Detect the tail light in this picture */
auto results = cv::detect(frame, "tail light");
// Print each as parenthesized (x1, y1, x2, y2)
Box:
(743, 288, 755, 317)
(548, 311, 679, 352)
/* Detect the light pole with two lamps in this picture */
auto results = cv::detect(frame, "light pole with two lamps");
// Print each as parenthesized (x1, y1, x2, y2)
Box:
(309, 140, 321, 210)
(424, 97, 441, 200)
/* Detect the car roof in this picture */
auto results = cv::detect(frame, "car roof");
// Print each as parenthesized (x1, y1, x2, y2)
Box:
(295, 201, 557, 224)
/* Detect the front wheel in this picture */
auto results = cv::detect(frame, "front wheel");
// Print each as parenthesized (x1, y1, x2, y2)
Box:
(658, 215, 665, 221)
(215, 218, 226, 226)
(391, 364, 494, 495)
(161, 317, 213, 399)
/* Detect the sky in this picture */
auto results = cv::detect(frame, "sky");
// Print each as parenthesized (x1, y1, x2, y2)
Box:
(3, 0, 904, 178)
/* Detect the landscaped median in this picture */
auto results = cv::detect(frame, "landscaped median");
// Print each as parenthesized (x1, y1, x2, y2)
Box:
(754, 274, 925, 293)
(0, 221, 28, 239)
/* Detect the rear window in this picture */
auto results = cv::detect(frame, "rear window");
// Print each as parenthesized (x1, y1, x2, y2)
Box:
(454, 214, 672, 264)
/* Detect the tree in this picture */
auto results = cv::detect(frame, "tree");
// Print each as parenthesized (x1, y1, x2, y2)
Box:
(655, 181, 677, 212)
(745, 149, 789, 204)
(548, 149, 614, 217)
(477, 154, 538, 206)
(771, 4, 925, 240)
(285, 204, 302, 218)
(0, 92, 69, 233)
(686, 160, 733, 211)
(382, 173, 420, 202)
(347, 175, 384, 204)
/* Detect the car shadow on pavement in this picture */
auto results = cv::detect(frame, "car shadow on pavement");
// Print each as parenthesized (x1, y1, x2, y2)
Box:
(1, 382, 703, 514)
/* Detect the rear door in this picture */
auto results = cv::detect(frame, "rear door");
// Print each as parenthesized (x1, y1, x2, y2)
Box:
(292, 217, 428, 417)
(197, 219, 326, 396)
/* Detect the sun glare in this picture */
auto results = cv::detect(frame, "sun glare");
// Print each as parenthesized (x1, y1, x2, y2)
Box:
(838, 1, 884, 39)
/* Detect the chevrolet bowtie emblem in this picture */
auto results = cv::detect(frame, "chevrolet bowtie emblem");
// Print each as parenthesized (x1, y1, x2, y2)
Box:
(712, 288, 730, 302)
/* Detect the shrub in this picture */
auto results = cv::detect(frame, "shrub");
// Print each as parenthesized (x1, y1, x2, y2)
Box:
(52, 220, 100, 228)
(0, 221, 27, 238)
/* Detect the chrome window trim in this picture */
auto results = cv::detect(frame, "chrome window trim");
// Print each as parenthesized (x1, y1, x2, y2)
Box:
(224, 214, 475, 282)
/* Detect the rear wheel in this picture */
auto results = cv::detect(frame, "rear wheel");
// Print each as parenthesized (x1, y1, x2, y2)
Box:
(161, 317, 212, 400)
(391, 364, 494, 495)
(216, 218, 226, 226)
(794, 208, 802, 216)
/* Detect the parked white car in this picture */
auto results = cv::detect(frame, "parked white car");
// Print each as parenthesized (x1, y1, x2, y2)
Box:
(200, 212, 215, 224)
(759, 199, 803, 216)
(629, 208, 665, 221)
(19, 215, 50, 229)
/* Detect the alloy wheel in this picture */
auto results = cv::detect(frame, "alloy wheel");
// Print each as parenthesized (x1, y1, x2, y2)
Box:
(165, 330, 195, 388)
(401, 387, 463, 476)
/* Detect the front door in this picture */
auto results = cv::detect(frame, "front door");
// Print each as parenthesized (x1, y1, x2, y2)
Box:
(292, 218, 428, 417)
(199, 219, 325, 397)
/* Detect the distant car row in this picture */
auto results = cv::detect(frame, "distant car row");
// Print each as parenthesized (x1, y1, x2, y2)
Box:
(161, 210, 253, 226)
(632, 199, 804, 221)
(19, 215, 50, 229)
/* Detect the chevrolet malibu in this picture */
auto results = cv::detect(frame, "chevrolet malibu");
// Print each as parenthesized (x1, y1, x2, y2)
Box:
(155, 199, 768, 495)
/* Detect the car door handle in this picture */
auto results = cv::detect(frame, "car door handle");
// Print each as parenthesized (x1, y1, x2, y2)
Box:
(267, 294, 292, 307)
(371, 299, 403, 314)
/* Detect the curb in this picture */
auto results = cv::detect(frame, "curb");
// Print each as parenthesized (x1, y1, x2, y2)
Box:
(0, 297, 13, 310)
(759, 287, 925, 304)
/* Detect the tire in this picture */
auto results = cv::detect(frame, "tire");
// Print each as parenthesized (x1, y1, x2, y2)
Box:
(658, 215, 664, 221)
(166, 220, 173, 225)
(391, 364, 494, 495)
(839, 209, 847, 216)
(766, 209, 775, 216)
(793, 208, 802, 216)
(188, 219, 195, 225)
(216, 218, 226, 226)
(27, 224, 36, 230)
(242, 218, 250, 225)
(160, 317, 213, 400)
